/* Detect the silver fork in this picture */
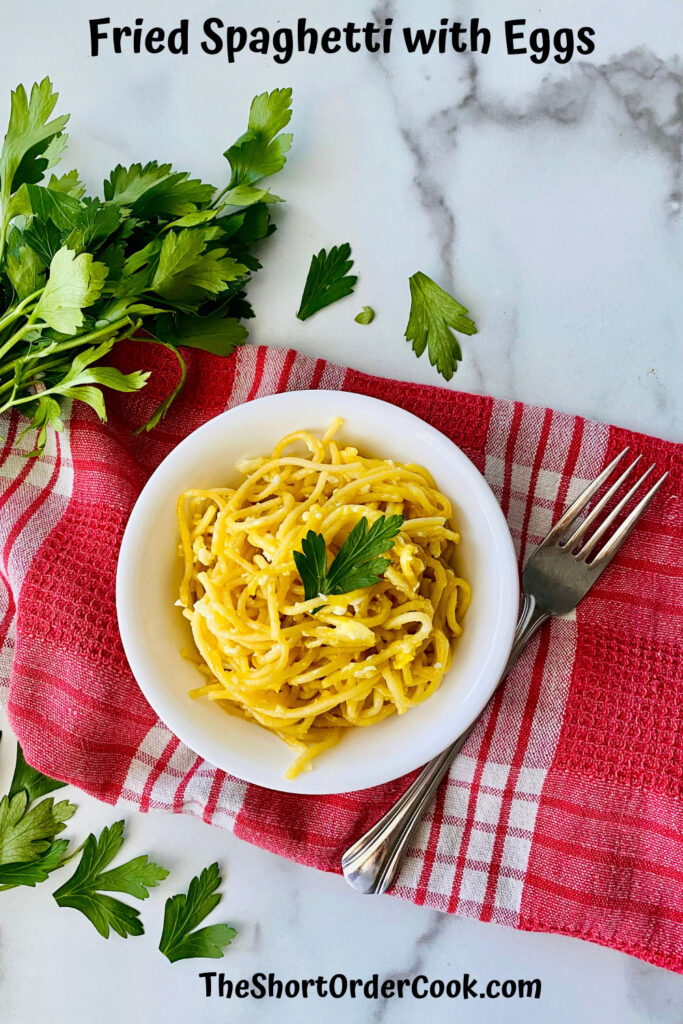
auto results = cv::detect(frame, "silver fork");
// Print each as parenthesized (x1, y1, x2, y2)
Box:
(341, 448, 668, 895)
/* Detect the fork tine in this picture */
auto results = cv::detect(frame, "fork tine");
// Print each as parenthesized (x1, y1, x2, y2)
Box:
(544, 447, 629, 544)
(563, 455, 643, 551)
(577, 464, 654, 559)
(588, 471, 669, 569)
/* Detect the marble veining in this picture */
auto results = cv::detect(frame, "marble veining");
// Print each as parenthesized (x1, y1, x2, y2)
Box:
(372, 35, 682, 280)
(371, 912, 449, 1024)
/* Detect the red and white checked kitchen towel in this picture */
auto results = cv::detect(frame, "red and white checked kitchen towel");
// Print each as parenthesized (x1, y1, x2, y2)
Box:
(1, 342, 681, 972)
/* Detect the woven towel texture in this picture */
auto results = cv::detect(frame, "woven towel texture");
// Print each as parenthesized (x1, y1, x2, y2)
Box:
(0, 341, 681, 972)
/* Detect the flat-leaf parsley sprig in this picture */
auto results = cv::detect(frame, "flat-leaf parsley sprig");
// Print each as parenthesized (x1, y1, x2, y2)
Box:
(0, 789, 75, 866)
(159, 862, 237, 963)
(405, 271, 477, 381)
(53, 820, 168, 938)
(8, 740, 67, 803)
(0, 734, 76, 889)
(293, 513, 404, 609)
(296, 243, 357, 320)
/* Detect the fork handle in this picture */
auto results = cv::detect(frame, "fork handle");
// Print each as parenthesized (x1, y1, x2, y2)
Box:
(341, 594, 549, 895)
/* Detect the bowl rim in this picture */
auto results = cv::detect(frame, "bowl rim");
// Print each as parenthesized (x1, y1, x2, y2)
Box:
(116, 388, 520, 794)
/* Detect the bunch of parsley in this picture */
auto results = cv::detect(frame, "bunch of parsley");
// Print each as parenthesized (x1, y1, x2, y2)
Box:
(0, 78, 292, 455)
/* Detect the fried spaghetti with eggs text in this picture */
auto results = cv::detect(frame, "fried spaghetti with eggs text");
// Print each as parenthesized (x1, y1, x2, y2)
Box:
(176, 418, 470, 778)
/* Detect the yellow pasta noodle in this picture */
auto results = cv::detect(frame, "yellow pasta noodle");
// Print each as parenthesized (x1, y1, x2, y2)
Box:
(176, 418, 471, 778)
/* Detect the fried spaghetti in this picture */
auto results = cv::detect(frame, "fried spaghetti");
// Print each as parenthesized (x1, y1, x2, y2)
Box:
(176, 418, 470, 778)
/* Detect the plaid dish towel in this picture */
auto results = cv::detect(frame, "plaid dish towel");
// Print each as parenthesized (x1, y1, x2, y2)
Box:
(1, 342, 681, 972)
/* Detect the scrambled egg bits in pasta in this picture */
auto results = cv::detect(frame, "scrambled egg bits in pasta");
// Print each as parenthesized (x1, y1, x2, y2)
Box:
(176, 418, 470, 778)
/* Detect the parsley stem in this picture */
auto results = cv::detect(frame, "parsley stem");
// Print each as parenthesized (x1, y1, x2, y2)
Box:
(0, 386, 57, 414)
(0, 315, 136, 379)
(0, 200, 9, 269)
(0, 316, 139, 415)
(0, 356, 65, 399)
(0, 290, 42, 335)
(33, 315, 137, 357)
(0, 321, 45, 361)
(211, 185, 230, 208)
(59, 839, 85, 866)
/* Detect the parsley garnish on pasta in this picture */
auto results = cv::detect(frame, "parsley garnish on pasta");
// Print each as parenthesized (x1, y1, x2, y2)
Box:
(294, 514, 404, 607)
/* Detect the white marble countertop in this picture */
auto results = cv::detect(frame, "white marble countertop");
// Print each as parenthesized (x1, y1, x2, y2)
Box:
(1, 0, 682, 1021)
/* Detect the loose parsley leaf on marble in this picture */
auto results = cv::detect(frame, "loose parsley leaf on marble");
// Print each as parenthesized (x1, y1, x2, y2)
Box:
(0, 736, 73, 890)
(354, 305, 375, 324)
(8, 741, 67, 802)
(404, 271, 477, 381)
(0, 839, 70, 889)
(293, 514, 404, 606)
(0, 791, 74, 864)
(53, 820, 168, 938)
(0, 789, 75, 865)
(296, 243, 357, 320)
(159, 862, 237, 962)
(0, 738, 243, 961)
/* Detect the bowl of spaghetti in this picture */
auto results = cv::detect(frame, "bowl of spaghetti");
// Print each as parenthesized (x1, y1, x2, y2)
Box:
(116, 389, 518, 794)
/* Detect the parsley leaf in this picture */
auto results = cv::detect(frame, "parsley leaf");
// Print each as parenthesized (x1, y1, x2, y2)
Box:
(22, 396, 65, 457)
(9, 741, 66, 802)
(248, 88, 293, 142)
(0, 838, 69, 889)
(103, 161, 172, 206)
(0, 790, 75, 864)
(294, 532, 328, 601)
(53, 820, 168, 938)
(48, 169, 85, 198)
(151, 230, 247, 307)
(221, 183, 283, 208)
(296, 244, 357, 321)
(6, 231, 45, 299)
(23, 183, 84, 232)
(293, 514, 403, 605)
(47, 339, 150, 422)
(0, 737, 73, 889)
(159, 862, 237, 963)
(103, 162, 214, 219)
(0, 78, 69, 202)
(225, 88, 293, 189)
(355, 305, 375, 324)
(404, 271, 477, 381)
(22, 216, 63, 265)
(65, 198, 123, 253)
(220, 203, 271, 251)
(34, 245, 108, 333)
(154, 311, 248, 356)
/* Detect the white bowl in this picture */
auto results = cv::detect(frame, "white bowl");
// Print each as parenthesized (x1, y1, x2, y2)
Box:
(116, 389, 519, 794)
